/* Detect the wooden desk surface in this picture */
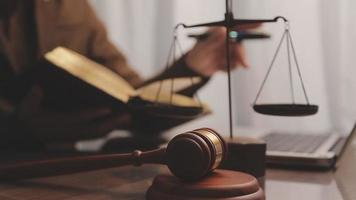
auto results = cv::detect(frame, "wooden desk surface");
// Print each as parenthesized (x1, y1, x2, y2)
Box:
(0, 165, 346, 200)
(0, 120, 353, 199)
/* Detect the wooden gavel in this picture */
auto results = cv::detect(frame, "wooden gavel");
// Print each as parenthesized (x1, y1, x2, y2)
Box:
(0, 128, 227, 181)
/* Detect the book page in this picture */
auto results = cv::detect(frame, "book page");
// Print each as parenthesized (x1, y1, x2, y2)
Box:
(137, 77, 202, 98)
(45, 47, 136, 103)
(138, 91, 210, 112)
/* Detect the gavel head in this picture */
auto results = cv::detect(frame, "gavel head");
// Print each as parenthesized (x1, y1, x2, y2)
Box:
(165, 128, 227, 181)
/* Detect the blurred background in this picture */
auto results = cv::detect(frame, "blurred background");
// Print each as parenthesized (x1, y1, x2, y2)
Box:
(89, 0, 356, 135)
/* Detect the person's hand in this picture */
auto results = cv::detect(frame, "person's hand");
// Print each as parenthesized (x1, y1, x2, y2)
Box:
(185, 23, 261, 77)
(17, 86, 131, 142)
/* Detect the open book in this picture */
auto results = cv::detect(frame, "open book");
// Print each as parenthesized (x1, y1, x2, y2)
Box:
(37, 47, 210, 131)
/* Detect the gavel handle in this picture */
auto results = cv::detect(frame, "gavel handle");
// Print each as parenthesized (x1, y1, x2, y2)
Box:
(0, 148, 166, 181)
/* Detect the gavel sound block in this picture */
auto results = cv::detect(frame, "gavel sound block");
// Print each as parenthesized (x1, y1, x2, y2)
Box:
(147, 170, 264, 200)
(0, 128, 264, 200)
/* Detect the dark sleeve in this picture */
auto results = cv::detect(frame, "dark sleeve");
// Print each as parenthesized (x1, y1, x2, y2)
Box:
(0, 113, 43, 151)
(137, 55, 210, 97)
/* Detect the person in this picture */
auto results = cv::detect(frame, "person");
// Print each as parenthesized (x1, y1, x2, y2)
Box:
(0, 0, 258, 151)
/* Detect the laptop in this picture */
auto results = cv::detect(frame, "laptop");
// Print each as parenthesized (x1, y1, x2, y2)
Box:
(334, 123, 356, 200)
(261, 123, 356, 169)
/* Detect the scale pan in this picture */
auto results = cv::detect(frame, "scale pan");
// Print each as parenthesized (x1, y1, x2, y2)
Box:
(253, 104, 318, 116)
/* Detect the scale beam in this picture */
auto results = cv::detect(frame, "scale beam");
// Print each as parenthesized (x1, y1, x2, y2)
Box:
(181, 16, 288, 28)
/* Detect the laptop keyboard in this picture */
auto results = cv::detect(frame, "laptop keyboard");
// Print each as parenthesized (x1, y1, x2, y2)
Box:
(263, 133, 331, 153)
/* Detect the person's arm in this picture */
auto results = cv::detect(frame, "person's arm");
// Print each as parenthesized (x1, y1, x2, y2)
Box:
(140, 26, 256, 96)
(160, 25, 260, 96)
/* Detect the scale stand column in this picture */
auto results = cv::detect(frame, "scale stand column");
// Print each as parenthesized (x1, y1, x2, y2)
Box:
(224, 1, 235, 139)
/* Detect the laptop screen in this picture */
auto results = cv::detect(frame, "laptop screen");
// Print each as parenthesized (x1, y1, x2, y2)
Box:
(335, 123, 356, 200)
